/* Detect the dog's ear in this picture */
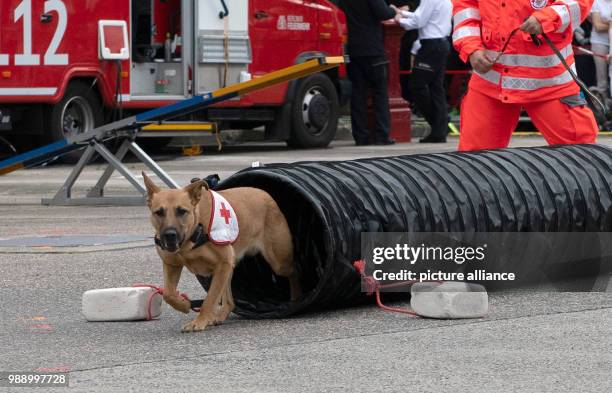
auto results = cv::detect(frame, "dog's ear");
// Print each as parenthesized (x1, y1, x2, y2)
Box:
(142, 172, 160, 207)
(184, 179, 206, 206)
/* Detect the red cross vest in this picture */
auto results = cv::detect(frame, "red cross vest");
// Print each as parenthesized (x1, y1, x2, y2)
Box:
(207, 190, 239, 245)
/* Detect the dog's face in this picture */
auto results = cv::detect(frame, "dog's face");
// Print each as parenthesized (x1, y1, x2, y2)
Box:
(142, 172, 208, 253)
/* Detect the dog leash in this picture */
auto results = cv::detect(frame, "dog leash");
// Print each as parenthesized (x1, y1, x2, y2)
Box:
(540, 32, 607, 115)
(492, 28, 520, 63)
(494, 27, 606, 117)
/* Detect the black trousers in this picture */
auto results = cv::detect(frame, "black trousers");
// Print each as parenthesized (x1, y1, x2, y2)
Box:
(399, 30, 419, 103)
(410, 38, 450, 139)
(347, 56, 391, 144)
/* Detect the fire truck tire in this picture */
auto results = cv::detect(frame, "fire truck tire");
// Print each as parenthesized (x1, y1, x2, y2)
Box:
(45, 81, 104, 163)
(288, 74, 339, 148)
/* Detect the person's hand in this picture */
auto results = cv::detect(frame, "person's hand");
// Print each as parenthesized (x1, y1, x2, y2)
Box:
(390, 4, 403, 17)
(388, 4, 401, 23)
(469, 50, 494, 73)
(520, 16, 543, 35)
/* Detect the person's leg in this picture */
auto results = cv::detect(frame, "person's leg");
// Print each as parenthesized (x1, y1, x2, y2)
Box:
(525, 95, 598, 145)
(399, 31, 418, 102)
(591, 43, 609, 94)
(427, 41, 450, 140)
(347, 57, 370, 145)
(368, 56, 392, 143)
(609, 60, 612, 99)
(609, 48, 612, 99)
(458, 89, 521, 151)
(409, 48, 436, 126)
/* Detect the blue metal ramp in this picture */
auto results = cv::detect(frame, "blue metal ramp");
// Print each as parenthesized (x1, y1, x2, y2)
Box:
(0, 57, 344, 205)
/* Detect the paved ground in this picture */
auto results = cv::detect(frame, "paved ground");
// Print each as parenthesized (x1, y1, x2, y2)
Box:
(0, 135, 611, 392)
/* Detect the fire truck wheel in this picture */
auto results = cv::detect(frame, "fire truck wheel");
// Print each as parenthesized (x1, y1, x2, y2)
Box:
(45, 81, 103, 163)
(288, 73, 339, 148)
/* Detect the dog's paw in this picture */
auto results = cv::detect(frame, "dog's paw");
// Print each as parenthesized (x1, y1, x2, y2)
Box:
(181, 317, 214, 333)
(214, 306, 233, 324)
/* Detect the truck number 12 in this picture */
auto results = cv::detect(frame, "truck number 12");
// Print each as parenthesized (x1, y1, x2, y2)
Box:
(1, 0, 69, 66)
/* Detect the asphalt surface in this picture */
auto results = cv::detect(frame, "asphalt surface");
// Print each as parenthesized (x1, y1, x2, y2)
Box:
(0, 136, 611, 392)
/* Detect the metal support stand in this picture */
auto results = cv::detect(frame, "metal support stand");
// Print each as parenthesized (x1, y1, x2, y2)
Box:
(41, 138, 179, 206)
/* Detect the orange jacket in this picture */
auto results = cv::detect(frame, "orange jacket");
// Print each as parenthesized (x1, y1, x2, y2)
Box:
(452, 0, 593, 103)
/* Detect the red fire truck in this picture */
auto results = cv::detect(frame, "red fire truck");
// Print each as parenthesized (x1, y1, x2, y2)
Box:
(0, 0, 348, 153)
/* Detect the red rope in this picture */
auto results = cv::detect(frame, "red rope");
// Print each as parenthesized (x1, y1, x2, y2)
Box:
(399, 70, 472, 75)
(353, 260, 419, 317)
(375, 289, 418, 316)
(132, 284, 163, 321)
(352, 260, 446, 316)
(573, 45, 609, 60)
(132, 284, 199, 320)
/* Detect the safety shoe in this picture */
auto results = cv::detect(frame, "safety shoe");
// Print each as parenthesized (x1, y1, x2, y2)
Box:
(375, 139, 396, 145)
(419, 136, 446, 143)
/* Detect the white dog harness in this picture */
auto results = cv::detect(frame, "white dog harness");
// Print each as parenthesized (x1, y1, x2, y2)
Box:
(207, 190, 239, 245)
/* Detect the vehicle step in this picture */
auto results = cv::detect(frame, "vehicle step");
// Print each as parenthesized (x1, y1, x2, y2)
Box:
(139, 121, 217, 138)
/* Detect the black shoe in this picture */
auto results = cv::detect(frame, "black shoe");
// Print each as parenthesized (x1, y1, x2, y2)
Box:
(419, 135, 446, 143)
(355, 140, 371, 146)
(375, 138, 396, 145)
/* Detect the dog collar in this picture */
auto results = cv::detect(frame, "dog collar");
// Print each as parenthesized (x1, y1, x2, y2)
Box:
(154, 223, 209, 251)
(188, 223, 209, 249)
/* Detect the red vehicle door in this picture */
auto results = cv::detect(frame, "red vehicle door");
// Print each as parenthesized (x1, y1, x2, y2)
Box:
(248, 0, 319, 104)
(0, 0, 128, 104)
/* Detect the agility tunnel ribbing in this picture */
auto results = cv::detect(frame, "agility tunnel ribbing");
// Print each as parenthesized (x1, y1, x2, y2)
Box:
(197, 144, 612, 318)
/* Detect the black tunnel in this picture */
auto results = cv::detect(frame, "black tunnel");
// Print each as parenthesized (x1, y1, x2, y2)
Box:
(196, 144, 612, 318)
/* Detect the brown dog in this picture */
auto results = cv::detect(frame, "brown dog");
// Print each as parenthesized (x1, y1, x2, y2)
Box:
(142, 172, 300, 332)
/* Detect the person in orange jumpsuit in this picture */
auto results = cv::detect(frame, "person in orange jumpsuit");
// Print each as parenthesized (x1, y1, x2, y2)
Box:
(452, 0, 599, 151)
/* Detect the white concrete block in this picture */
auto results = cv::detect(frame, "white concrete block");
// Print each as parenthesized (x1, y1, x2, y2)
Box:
(82, 287, 162, 322)
(410, 281, 488, 319)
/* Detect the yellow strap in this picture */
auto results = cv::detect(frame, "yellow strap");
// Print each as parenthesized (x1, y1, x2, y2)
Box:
(141, 123, 215, 131)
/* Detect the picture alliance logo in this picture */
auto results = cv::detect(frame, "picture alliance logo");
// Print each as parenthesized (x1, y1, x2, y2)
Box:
(372, 243, 488, 265)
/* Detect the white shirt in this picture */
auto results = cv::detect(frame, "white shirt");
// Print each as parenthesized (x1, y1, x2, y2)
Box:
(399, 0, 453, 40)
(591, 0, 612, 46)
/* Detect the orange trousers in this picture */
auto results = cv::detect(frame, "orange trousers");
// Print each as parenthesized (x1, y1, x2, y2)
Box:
(458, 89, 598, 151)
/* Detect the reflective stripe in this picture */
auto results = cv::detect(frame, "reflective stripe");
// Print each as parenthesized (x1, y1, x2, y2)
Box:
(551, 4, 570, 32)
(559, 0, 581, 29)
(474, 69, 501, 84)
(501, 66, 575, 90)
(485, 44, 573, 68)
(0, 87, 57, 96)
(452, 26, 481, 42)
(453, 8, 481, 26)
